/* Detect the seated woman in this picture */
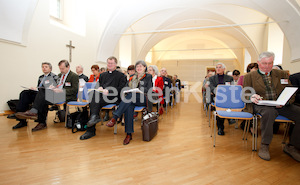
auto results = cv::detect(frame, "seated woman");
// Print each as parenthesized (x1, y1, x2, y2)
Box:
(88, 64, 100, 82)
(148, 65, 164, 112)
(106, 60, 152, 145)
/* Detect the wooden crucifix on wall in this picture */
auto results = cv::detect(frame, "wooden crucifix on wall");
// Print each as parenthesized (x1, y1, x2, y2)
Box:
(66, 40, 75, 63)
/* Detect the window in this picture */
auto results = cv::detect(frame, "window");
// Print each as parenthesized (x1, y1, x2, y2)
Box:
(50, 0, 63, 20)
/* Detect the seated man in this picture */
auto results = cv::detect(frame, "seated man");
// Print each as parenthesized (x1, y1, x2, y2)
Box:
(12, 62, 57, 129)
(16, 60, 78, 132)
(209, 63, 233, 135)
(80, 56, 127, 140)
(244, 51, 300, 162)
(76, 65, 89, 82)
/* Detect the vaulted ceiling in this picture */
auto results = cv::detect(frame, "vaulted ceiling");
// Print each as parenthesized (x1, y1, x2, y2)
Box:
(97, 0, 300, 64)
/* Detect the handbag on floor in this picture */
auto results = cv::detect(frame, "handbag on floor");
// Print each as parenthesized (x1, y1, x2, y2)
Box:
(141, 110, 159, 141)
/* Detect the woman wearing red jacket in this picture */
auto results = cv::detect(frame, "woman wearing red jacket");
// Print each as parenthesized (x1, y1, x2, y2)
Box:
(88, 65, 100, 82)
(148, 65, 164, 112)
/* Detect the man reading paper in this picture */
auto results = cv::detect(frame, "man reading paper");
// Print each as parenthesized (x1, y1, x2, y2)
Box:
(243, 51, 300, 162)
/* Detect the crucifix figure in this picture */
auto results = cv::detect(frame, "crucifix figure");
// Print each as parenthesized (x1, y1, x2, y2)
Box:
(66, 40, 75, 63)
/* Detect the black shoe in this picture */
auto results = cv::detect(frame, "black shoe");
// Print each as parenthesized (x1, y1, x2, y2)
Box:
(80, 127, 96, 140)
(86, 115, 101, 127)
(103, 112, 109, 121)
(12, 121, 27, 129)
(7, 113, 17, 119)
(218, 128, 225, 135)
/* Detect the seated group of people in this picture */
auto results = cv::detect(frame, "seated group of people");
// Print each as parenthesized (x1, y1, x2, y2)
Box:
(11, 56, 181, 145)
(203, 51, 300, 163)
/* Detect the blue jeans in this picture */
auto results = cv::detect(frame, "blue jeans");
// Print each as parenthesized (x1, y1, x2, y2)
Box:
(113, 92, 146, 133)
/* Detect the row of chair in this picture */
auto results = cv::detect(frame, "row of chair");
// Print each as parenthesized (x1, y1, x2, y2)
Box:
(204, 85, 294, 151)
(62, 82, 178, 134)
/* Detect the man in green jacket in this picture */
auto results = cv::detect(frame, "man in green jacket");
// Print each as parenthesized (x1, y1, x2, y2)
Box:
(244, 51, 300, 162)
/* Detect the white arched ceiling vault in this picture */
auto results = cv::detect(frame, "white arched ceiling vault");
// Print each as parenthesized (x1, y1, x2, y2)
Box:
(97, 0, 300, 65)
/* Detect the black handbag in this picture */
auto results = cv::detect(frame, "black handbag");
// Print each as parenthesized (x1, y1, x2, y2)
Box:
(141, 109, 159, 141)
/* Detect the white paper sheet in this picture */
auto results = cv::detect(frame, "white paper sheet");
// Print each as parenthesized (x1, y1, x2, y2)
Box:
(257, 87, 298, 106)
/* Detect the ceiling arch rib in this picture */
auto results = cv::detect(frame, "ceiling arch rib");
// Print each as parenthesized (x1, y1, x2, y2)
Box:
(97, 0, 300, 63)
(121, 5, 272, 64)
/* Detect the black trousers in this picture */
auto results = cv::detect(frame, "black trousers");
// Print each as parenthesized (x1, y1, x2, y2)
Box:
(88, 91, 118, 119)
(32, 89, 50, 124)
(16, 90, 37, 112)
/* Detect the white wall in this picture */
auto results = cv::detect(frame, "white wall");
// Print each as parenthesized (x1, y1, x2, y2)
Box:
(0, 0, 112, 112)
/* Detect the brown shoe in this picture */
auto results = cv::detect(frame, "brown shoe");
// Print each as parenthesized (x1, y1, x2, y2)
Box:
(32, 123, 47, 132)
(123, 134, 132, 145)
(283, 144, 300, 162)
(15, 111, 37, 120)
(106, 118, 116, 127)
(258, 144, 270, 161)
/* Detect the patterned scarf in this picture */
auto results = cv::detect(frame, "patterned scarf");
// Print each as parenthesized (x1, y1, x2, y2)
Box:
(128, 72, 146, 89)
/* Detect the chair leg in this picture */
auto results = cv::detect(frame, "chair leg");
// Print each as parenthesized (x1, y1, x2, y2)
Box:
(254, 116, 258, 151)
(208, 104, 211, 127)
(213, 112, 216, 147)
(114, 122, 118, 134)
(64, 105, 69, 128)
(282, 122, 291, 144)
(242, 119, 248, 140)
(100, 110, 104, 125)
(245, 119, 250, 140)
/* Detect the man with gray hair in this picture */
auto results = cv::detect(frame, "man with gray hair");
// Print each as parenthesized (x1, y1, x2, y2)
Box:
(11, 62, 57, 129)
(76, 65, 89, 82)
(244, 51, 300, 162)
(208, 62, 233, 135)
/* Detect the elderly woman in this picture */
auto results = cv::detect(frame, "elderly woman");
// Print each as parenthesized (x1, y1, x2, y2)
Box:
(148, 65, 164, 111)
(106, 60, 153, 145)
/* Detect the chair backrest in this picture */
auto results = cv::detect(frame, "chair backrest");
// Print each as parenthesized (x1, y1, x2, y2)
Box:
(215, 85, 245, 110)
(82, 82, 97, 101)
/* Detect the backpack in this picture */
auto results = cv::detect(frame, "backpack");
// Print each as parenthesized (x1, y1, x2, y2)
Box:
(66, 109, 89, 133)
(7, 99, 19, 112)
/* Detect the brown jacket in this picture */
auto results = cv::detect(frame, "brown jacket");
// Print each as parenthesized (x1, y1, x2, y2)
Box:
(243, 69, 294, 113)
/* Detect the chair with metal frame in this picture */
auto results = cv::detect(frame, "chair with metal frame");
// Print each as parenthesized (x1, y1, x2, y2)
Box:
(212, 85, 254, 149)
(251, 114, 294, 151)
(64, 82, 97, 127)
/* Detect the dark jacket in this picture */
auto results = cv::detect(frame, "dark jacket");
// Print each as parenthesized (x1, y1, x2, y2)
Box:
(37, 72, 57, 88)
(289, 72, 300, 105)
(175, 79, 181, 90)
(78, 74, 89, 82)
(209, 74, 233, 95)
(98, 70, 127, 104)
(58, 70, 79, 102)
(162, 76, 172, 95)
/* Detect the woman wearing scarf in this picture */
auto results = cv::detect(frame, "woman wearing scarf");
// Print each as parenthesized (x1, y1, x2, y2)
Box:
(106, 60, 152, 145)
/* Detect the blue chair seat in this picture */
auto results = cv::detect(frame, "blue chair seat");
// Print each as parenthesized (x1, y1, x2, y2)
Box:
(56, 101, 65, 105)
(67, 101, 89, 106)
(276, 115, 291, 121)
(102, 104, 116, 109)
(257, 114, 292, 122)
(216, 111, 253, 119)
(134, 106, 146, 112)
